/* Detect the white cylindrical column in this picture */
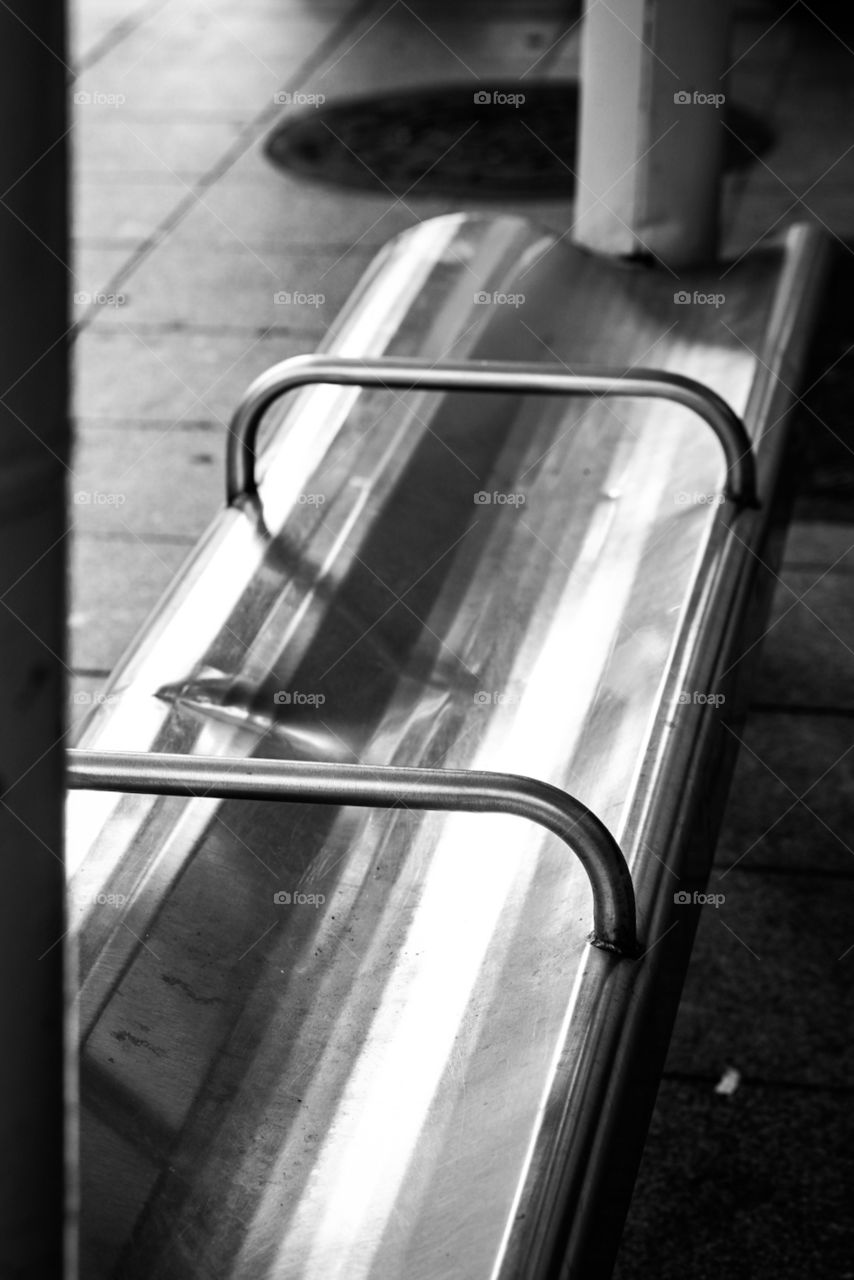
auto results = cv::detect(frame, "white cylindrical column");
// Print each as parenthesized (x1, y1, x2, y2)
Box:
(574, 0, 732, 267)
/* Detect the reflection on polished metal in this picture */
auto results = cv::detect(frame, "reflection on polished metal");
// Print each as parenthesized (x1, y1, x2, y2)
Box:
(226, 354, 759, 509)
(67, 215, 830, 1280)
(66, 748, 639, 956)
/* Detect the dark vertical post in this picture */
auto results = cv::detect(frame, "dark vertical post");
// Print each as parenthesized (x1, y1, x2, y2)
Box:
(0, 2, 70, 1275)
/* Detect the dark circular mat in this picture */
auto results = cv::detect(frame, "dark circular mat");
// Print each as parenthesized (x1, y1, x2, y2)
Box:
(265, 81, 773, 199)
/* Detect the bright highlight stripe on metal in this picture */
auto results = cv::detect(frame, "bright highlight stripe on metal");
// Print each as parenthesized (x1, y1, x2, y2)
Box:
(66, 748, 639, 957)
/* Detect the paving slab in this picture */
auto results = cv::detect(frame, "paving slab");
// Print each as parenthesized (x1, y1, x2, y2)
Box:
(173, 156, 455, 250)
(71, 421, 223, 541)
(82, 231, 374, 333)
(74, 179, 188, 246)
(73, 326, 321, 423)
(72, 247, 141, 322)
(72, 115, 249, 180)
(751, 566, 854, 709)
(663, 867, 854, 1087)
(70, 0, 164, 69)
(69, 534, 193, 673)
(177, 144, 576, 248)
(68, 673, 115, 740)
(782, 519, 854, 571)
(307, 13, 571, 96)
(73, 11, 335, 119)
(715, 711, 854, 876)
(614, 1078, 854, 1280)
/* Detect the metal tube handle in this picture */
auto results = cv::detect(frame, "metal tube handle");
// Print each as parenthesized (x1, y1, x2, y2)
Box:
(66, 748, 639, 958)
(225, 354, 758, 508)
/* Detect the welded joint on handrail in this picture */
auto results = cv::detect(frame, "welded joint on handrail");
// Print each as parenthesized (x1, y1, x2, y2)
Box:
(66, 748, 640, 960)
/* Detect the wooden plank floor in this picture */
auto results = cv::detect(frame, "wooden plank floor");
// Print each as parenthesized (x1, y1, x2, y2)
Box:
(69, 1, 854, 1275)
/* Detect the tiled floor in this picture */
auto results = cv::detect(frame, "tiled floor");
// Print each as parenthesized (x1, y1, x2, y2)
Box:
(69, 0, 854, 1274)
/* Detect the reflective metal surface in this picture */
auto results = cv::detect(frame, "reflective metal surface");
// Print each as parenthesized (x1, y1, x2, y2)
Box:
(67, 749, 638, 954)
(67, 213, 829, 1279)
(226, 354, 757, 506)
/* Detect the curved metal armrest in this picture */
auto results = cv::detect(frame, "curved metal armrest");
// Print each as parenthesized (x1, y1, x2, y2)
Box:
(225, 354, 758, 509)
(66, 748, 639, 958)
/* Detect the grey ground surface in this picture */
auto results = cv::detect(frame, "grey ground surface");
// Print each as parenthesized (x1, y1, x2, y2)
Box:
(69, 1, 854, 1274)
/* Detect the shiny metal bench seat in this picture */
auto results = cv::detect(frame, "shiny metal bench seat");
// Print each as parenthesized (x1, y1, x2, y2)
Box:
(67, 214, 828, 1279)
